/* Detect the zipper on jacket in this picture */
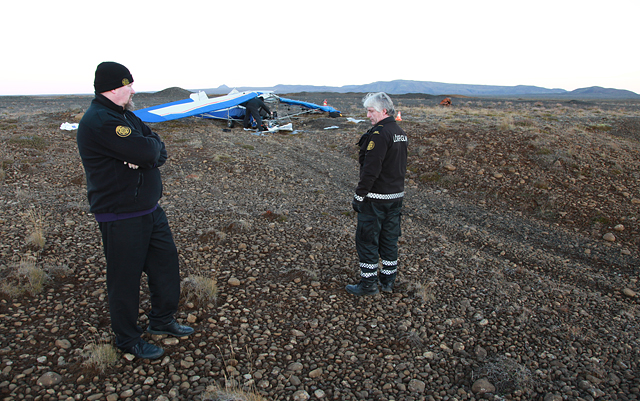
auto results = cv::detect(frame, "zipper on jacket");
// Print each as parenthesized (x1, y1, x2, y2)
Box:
(134, 172, 143, 201)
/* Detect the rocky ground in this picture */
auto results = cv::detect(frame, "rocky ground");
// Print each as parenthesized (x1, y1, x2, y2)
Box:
(0, 90, 639, 401)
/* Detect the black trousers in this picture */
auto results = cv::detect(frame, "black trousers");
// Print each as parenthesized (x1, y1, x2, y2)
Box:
(99, 206, 180, 349)
(243, 103, 264, 130)
(355, 200, 402, 278)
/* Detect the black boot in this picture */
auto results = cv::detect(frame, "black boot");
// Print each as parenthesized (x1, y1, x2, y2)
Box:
(379, 271, 397, 293)
(346, 275, 379, 296)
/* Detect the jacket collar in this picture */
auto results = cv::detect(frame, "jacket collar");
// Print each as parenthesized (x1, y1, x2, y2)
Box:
(94, 93, 126, 114)
(358, 116, 395, 145)
(376, 116, 395, 126)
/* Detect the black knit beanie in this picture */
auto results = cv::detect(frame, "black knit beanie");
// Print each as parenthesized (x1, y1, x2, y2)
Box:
(94, 62, 134, 93)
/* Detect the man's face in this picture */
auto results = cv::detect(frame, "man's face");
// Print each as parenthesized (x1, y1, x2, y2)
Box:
(366, 107, 387, 125)
(112, 84, 135, 108)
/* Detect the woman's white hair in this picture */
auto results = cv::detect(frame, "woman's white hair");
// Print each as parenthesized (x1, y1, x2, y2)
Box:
(362, 92, 396, 118)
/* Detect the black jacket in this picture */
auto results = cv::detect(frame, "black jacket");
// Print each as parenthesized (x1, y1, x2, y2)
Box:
(355, 117, 408, 202)
(77, 94, 167, 215)
(241, 97, 271, 114)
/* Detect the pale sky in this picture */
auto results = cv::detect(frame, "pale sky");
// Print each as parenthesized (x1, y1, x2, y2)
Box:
(2, 0, 639, 96)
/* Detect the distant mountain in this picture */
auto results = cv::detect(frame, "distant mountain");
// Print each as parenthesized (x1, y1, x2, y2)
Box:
(558, 86, 640, 99)
(201, 80, 639, 99)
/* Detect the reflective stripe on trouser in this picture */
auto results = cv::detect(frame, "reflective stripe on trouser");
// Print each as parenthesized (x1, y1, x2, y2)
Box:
(355, 200, 402, 277)
(380, 259, 398, 275)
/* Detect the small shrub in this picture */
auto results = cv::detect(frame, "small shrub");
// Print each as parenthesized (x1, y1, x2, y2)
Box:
(591, 214, 610, 225)
(282, 266, 318, 281)
(213, 154, 234, 163)
(515, 118, 536, 127)
(9, 135, 48, 150)
(225, 220, 251, 233)
(586, 123, 612, 132)
(198, 229, 226, 244)
(419, 171, 441, 183)
(261, 210, 287, 222)
(475, 356, 534, 394)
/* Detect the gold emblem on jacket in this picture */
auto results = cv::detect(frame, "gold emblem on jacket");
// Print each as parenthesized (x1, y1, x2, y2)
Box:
(116, 126, 131, 137)
(367, 141, 375, 151)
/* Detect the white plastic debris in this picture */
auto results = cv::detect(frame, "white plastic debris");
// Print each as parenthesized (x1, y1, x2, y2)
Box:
(323, 126, 340, 130)
(60, 122, 78, 130)
(267, 123, 293, 132)
(347, 117, 365, 123)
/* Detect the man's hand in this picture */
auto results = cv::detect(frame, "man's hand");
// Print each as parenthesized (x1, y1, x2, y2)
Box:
(352, 199, 362, 213)
(124, 161, 139, 169)
(352, 194, 365, 213)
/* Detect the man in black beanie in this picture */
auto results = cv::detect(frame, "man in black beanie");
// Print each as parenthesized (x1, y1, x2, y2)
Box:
(77, 62, 193, 360)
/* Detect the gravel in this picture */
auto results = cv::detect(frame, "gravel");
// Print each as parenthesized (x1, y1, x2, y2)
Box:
(0, 92, 638, 400)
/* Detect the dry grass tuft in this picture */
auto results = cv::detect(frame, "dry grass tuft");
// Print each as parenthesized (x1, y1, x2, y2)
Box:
(0, 257, 50, 296)
(498, 115, 515, 131)
(198, 229, 227, 244)
(25, 209, 46, 249)
(82, 340, 118, 373)
(408, 280, 437, 303)
(403, 330, 424, 348)
(225, 220, 252, 233)
(19, 258, 48, 295)
(44, 261, 73, 278)
(0, 279, 22, 298)
(282, 266, 319, 281)
(199, 384, 268, 401)
(182, 275, 219, 306)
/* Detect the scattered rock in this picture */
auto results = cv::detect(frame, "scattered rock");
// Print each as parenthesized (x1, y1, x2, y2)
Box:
(287, 362, 303, 372)
(472, 378, 495, 394)
(293, 390, 310, 401)
(36, 372, 62, 387)
(2, 94, 639, 400)
(163, 337, 179, 345)
(408, 379, 426, 393)
(55, 339, 71, 349)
